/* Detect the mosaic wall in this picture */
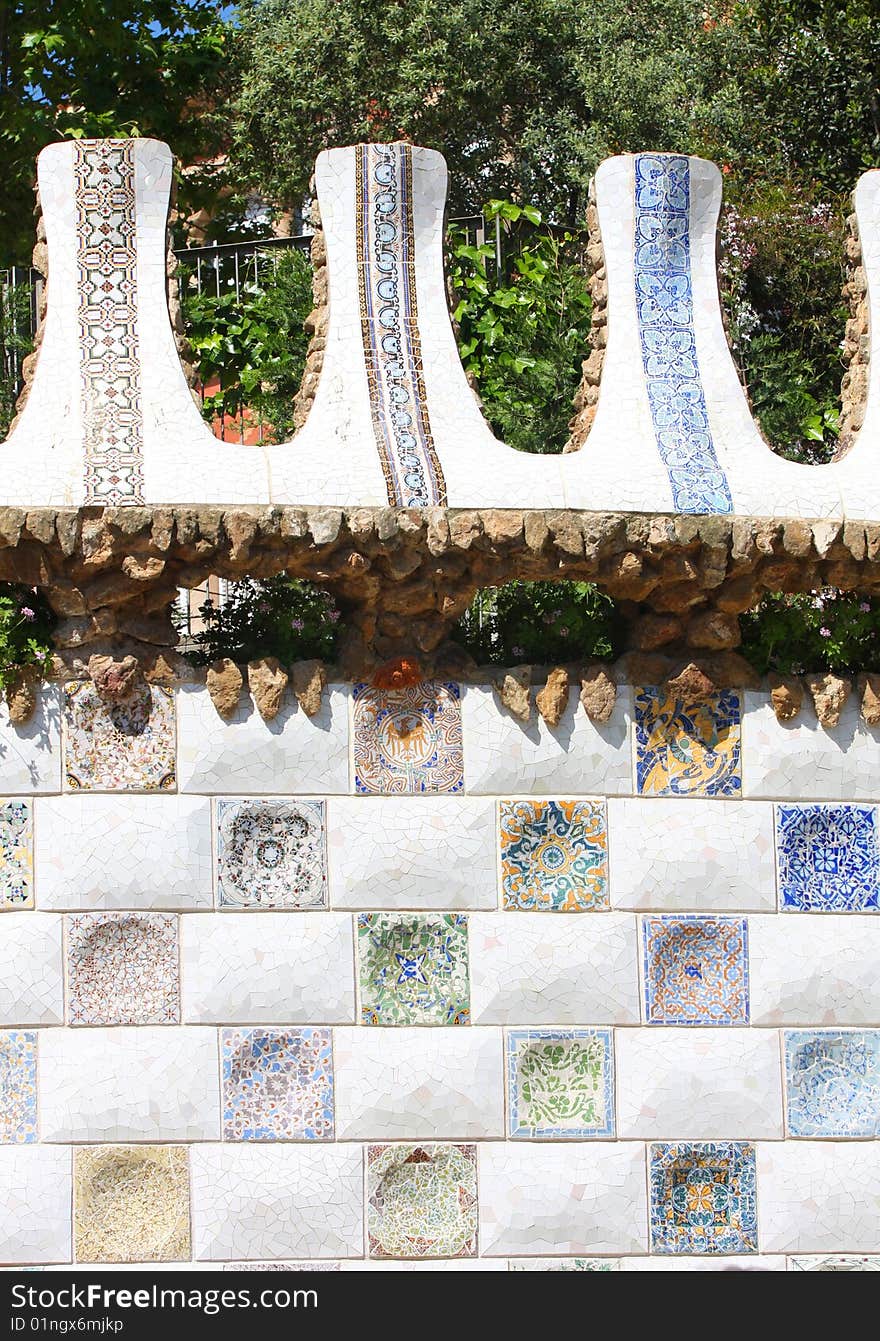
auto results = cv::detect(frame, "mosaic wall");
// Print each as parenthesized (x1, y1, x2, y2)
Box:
(2, 677, 880, 1270)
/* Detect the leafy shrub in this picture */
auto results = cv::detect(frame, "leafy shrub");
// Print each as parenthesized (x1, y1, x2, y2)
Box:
(449, 201, 593, 454)
(181, 575, 341, 667)
(0, 585, 55, 688)
(740, 589, 880, 676)
(455, 580, 623, 666)
(0, 281, 35, 440)
(180, 247, 312, 443)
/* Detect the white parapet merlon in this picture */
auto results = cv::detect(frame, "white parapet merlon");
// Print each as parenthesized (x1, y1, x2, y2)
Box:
(4, 137, 878, 516)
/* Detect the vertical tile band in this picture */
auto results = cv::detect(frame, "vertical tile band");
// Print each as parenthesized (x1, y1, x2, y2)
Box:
(75, 140, 145, 506)
(356, 143, 447, 507)
(634, 153, 733, 514)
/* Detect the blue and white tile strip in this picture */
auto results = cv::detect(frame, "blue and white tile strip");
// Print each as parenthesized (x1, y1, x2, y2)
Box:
(634, 153, 733, 514)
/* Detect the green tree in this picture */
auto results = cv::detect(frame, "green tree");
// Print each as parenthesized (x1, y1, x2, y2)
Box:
(0, 0, 229, 263)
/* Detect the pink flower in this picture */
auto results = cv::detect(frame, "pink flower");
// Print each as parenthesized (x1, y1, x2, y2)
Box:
(819, 627, 831, 638)
(19, 607, 35, 621)
(291, 618, 304, 631)
(860, 602, 871, 613)
(328, 610, 340, 622)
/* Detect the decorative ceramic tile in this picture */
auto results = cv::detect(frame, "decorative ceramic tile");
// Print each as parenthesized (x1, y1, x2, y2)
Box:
(790, 1256, 880, 1271)
(785, 1030, 880, 1137)
(776, 804, 880, 912)
(499, 800, 608, 911)
(507, 1029, 614, 1138)
(634, 687, 741, 797)
(509, 1258, 619, 1270)
(649, 1141, 758, 1255)
(642, 915, 749, 1025)
(367, 1143, 477, 1258)
(191, 1145, 363, 1260)
(64, 682, 175, 791)
(223, 1262, 341, 1271)
(352, 682, 463, 794)
(0, 1032, 37, 1143)
(0, 800, 32, 909)
(357, 143, 446, 507)
(217, 799, 327, 909)
(221, 1028, 334, 1141)
(67, 912, 180, 1025)
(74, 1146, 190, 1263)
(357, 912, 469, 1025)
(634, 153, 732, 514)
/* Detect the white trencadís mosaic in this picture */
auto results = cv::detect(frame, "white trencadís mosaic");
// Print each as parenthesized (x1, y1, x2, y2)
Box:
(0, 678, 879, 1268)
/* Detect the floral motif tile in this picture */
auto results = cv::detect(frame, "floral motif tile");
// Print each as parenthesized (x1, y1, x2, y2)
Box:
(67, 913, 180, 1025)
(649, 1141, 758, 1255)
(352, 681, 464, 794)
(357, 913, 469, 1025)
(642, 916, 749, 1025)
(785, 1030, 880, 1137)
(367, 1143, 477, 1258)
(64, 681, 176, 791)
(499, 800, 608, 911)
(776, 804, 880, 911)
(507, 1029, 614, 1137)
(75, 1146, 190, 1262)
(634, 687, 741, 797)
(0, 1032, 37, 1143)
(217, 799, 327, 909)
(221, 1028, 334, 1140)
(0, 800, 32, 910)
(790, 1256, 880, 1271)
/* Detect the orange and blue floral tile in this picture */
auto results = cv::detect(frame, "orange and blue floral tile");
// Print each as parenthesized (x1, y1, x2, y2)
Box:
(634, 686, 741, 797)
(499, 800, 608, 912)
(642, 915, 749, 1025)
(649, 1141, 757, 1254)
(367, 1143, 477, 1258)
(352, 681, 463, 795)
(0, 1032, 37, 1143)
(357, 912, 469, 1025)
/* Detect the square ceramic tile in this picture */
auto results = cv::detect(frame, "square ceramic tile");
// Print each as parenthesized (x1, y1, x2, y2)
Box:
(0, 1031, 37, 1143)
(499, 800, 608, 911)
(776, 804, 880, 912)
(789, 1256, 880, 1271)
(357, 912, 469, 1025)
(634, 686, 741, 797)
(217, 799, 327, 909)
(367, 1143, 477, 1258)
(785, 1030, 880, 1137)
(642, 916, 749, 1025)
(74, 1145, 190, 1262)
(352, 681, 464, 794)
(0, 800, 32, 910)
(221, 1028, 334, 1141)
(649, 1141, 757, 1255)
(507, 1028, 614, 1138)
(64, 681, 176, 791)
(67, 912, 180, 1025)
(509, 1258, 619, 1270)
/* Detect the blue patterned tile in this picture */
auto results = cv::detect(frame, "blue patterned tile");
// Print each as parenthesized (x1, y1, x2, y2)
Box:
(499, 800, 608, 911)
(634, 154, 732, 514)
(649, 1141, 757, 1255)
(642, 915, 749, 1025)
(0, 1032, 37, 1144)
(507, 1029, 614, 1137)
(776, 804, 879, 912)
(635, 687, 741, 797)
(221, 1027, 334, 1141)
(785, 1030, 880, 1137)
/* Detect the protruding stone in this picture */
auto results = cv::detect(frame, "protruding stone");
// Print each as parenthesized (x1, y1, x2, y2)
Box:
(632, 613, 682, 652)
(292, 659, 327, 716)
(769, 673, 804, 722)
(859, 673, 880, 726)
(5, 665, 40, 725)
(665, 662, 716, 700)
(206, 658, 243, 719)
(535, 667, 570, 728)
(87, 654, 142, 703)
(494, 667, 531, 722)
(806, 671, 851, 728)
(579, 663, 616, 722)
(247, 656, 288, 721)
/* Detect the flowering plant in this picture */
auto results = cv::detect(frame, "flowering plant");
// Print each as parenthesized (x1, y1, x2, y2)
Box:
(740, 589, 880, 675)
(0, 585, 55, 689)
(180, 575, 341, 667)
(456, 580, 623, 666)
